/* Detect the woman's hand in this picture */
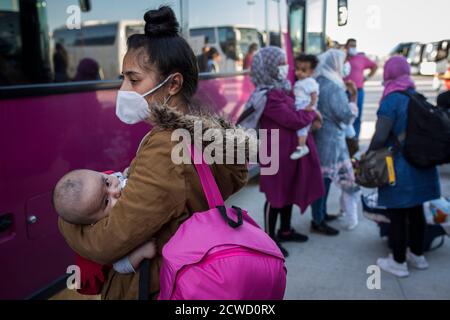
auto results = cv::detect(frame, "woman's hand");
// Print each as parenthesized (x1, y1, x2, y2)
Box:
(312, 120, 322, 131)
(312, 110, 323, 131)
(314, 110, 323, 124)
(345, 80, 358, 102)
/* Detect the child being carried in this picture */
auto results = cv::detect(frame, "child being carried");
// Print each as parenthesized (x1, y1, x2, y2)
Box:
(290, 54, 320, 160)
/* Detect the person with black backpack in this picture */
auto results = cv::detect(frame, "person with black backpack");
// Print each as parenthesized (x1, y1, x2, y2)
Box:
(368, 56, 441, 278)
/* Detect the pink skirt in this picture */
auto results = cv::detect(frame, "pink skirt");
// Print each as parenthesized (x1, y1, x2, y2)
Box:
(169, 247, 286, 300)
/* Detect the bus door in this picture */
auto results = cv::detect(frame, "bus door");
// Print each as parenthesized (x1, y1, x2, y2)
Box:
(288, 0, 326, 56)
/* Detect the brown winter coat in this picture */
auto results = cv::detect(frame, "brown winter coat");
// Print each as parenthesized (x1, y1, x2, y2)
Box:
(58, 105, 249, 299)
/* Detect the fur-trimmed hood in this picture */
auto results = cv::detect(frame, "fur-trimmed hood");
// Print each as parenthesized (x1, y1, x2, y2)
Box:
(148, 103, 257, 161)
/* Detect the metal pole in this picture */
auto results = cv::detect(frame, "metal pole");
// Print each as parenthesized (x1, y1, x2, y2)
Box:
(265, 0, 270, 46)
(302, 0, 307, 53)
(277, 0, 282, 45)
(322, 0, 327, 52)
(180, 0, 189, 39)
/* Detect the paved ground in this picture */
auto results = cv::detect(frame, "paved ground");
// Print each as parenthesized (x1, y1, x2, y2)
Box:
(226, 76, 450, 300)
(226, 171, 450, 300)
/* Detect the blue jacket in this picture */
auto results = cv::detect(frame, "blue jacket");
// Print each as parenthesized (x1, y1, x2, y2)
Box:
(377, 90, 441, 208)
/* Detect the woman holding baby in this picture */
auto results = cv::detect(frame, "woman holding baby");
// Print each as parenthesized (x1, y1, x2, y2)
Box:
(56, 7, 248, 299)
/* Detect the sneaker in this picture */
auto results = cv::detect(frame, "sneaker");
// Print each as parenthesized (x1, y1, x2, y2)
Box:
(310, 221, 340, 236)
(376, 254, 410, 278)
(340, 220, 358, 231)
(290, 146, 310, 160)
(277, 228, 309, 243)
(275, 240, 289, 258)
(407, 249, 429, 270)
(337, 216, 358, 231)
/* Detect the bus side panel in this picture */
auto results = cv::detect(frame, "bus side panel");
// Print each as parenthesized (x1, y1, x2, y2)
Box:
(0, 74, 253, 299)
(195, 75, 254, 122)
(0, 90, 149, 299)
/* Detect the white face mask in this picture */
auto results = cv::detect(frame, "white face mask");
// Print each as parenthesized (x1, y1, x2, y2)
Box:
(348, 47, 357, 56)
(278, 65, 289, 80)
(116, 75, 173, 125)
(343, 61, 352, 78)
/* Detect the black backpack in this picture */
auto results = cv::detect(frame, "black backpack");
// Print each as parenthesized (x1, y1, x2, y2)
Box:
(399, 91, 450, 168)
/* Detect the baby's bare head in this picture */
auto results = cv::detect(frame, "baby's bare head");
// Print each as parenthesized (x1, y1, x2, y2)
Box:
(53, 170, 121, 225)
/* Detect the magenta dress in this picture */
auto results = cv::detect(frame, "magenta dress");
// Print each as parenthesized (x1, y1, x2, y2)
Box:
(259, 89, 325, 212)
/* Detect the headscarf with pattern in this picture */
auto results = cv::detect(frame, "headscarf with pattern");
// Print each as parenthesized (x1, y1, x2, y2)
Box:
(237, 46, 291, 129)
(250, 46, 291, 91)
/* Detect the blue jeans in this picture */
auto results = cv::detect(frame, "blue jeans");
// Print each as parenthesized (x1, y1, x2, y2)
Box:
(311, 178, 332, 224)
(353, 88, 365, 139)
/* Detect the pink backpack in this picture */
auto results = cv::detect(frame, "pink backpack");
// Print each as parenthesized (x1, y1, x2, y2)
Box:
(158, 145, 287, 300)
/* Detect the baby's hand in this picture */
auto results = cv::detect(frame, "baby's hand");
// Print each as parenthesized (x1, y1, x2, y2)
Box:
(136, 240, 157, 259)
(128, 240, 157, 270)
(305, 105, 315, 112)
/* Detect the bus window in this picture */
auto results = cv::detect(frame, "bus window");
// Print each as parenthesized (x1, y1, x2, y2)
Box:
(190, 28, 217, 45)
(0, 0, 25, 85)
(73, 23, 118, 46)
(305, 0, 325, 54)
(423, 42, 439, 62)
(46, 1, 156, 82)
(390, 42, 413, 58)
(126, 24, 145, 40)
(190, 25, 263, 73)
(437, 40, 449, 62)
(408, 43, 424, 65)
(218, 26, 239, 61)
(236, 28, 262, 59)
(269, 31, 282, 48)
(289, 3, 305, 57)
(0, 0, 53, 85)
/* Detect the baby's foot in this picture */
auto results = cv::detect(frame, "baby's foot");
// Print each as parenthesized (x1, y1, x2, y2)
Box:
(290, 146, 310, 160)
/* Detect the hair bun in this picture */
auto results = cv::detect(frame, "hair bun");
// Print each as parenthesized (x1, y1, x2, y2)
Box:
(144, 6, 179, 38)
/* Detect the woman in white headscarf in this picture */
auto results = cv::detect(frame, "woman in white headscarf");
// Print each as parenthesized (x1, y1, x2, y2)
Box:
(311, 49, 360, 233)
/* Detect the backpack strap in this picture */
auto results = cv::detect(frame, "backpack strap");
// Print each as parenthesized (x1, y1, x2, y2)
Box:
(387, 90, 417, 147)
(187, 144, 225, 208)
(138, 258, 150, 300)
(187, 144, 243, 229)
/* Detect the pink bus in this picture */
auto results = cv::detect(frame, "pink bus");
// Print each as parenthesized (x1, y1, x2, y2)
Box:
(0, 0, 329, 299)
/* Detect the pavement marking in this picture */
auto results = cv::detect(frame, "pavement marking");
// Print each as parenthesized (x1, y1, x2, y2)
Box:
(360, 121, 376, 141)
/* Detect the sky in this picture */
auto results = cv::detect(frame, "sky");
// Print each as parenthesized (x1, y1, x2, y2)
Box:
(41, 0, 450, 57)
(325, 0, 450, 56)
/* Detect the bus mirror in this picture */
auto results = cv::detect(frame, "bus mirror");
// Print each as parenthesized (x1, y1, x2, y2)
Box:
(79, 0, 91, 12)
(338, 0, 348, 26)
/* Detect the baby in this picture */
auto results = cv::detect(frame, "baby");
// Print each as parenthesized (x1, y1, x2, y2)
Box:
(290, 54, 320, 160)
(53, 169, 156, 274)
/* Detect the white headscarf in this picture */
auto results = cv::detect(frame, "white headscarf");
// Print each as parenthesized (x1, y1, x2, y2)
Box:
(315, 49, 347, 89)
